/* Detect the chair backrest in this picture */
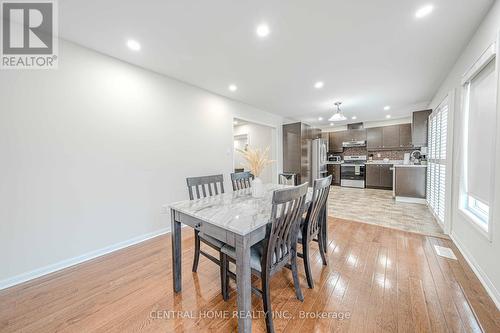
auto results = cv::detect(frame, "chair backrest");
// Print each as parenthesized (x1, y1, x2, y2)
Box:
(230, 171, 254, 191)
(263, 183, 308, 274)
(186, 174, 225, 200)
(278, 173, 297, 186)
(303, 175, 332, 240)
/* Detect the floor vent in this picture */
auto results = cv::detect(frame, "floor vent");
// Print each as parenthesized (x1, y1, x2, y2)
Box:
(434, 245, 457, 260)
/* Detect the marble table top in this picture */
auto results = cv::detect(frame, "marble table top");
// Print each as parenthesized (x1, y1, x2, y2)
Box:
(169, 184, 313, 236)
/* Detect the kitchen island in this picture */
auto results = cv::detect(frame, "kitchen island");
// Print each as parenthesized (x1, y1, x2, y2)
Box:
(393, 164, 427, 204)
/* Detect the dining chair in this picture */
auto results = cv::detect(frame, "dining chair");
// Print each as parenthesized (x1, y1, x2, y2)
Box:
(278, 172, 297, 185)
(298, 175, 331, 289)
(230, 171, 254, 191)
(221, 182, 308, 333)
(186, 174, 227, 297)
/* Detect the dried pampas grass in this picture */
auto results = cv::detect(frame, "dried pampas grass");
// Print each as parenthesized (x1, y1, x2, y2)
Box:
(237, 146, 274, 177)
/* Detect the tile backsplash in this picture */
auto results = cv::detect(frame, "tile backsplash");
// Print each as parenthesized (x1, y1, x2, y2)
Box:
(368, 150, 414, 160)
(337, 147, 415, 160)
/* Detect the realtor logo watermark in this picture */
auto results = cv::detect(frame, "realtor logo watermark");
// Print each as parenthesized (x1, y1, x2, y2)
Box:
(1, 0, 58, 69)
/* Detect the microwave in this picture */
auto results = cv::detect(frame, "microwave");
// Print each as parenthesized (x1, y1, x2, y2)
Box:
(328, 155, 341, 162)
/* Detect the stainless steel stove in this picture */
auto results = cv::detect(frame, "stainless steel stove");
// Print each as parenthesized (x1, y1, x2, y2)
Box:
(340, 155, 367, 188)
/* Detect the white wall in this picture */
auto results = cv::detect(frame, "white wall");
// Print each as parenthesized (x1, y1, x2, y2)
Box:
(233, 123, 276, 183)
(0, 40, 283, 287)
(428, 0, 500, 308)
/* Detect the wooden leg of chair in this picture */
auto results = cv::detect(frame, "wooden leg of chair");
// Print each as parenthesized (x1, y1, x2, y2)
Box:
(261, 272, 275, 333)
(220, 252, 229, 301)
(302, 239, 314, 289)
(192, 230, 201, 272)
(318, 232, 328, 266)
(291, 249, 304, 301)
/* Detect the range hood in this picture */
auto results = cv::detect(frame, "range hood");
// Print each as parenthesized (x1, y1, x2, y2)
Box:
(342, 140, 366, 148)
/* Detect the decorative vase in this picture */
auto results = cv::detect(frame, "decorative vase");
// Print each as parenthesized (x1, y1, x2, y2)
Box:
(251, 177, 265, 198)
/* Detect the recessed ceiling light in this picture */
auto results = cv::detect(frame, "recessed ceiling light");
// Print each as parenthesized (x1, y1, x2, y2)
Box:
(351, 116, 357, 120)
(330, 123, 334, 126)
(415, 4, 434, 18)
(318, 117, 323, 121)
(314, 81, 324, 89)
(126, 39, 141, 51)
(228, 84, 238, 92)
(256, 23, 270, 38)
(384, 105, 391, 111)
(386, 115, 392, 119)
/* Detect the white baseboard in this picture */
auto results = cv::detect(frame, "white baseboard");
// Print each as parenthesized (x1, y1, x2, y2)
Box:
(451, 233, 500, 310)
(0, 227, 170, 291)
(395, 196, 427, 204)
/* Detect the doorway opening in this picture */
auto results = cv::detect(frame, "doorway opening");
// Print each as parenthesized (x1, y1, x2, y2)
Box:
(233, 118, 277, 184)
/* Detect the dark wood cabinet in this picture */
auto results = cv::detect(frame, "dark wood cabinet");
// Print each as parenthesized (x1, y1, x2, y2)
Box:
(321, 132, 330, 151)
(395, 167, 426, 198)
(367, 127, 383, 150)
(366, 164, 393, 189)
(367, 123, 413, 151)
(382, 125, 399, 149)
(327, 163, 341, 186)
(366, 164, 380, 187)
(399, 123, 412, 148)
(412, 110, 432, 147)
(329, 131, 345, 153)
(334, 164, 341, 185)
(380, 165, 393, 188)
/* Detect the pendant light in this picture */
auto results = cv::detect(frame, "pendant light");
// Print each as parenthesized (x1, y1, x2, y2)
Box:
(329, 102, 347, 122)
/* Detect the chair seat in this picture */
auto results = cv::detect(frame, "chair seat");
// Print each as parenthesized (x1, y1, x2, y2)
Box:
(221, 241, 291, 272)
(199, 233, 225, 249)
(221, 242, 264, 271)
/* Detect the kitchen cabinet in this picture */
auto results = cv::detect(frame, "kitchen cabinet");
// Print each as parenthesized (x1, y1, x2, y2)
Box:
(382, 125, 399, 148)
(366, 164, 393, 189)
(329, 131, 345, 153)
(327, 164, 341, 186)
(321, 132, 330, 151)
(367, 123, 413, 151)
(366, 164, 380, 187)
(380, 165, 393, 188)
(334, 164, 341, 185)
(283, 122, 313, 184)
(394, 166, 426, 199)
(399, 123, 412, 148)
(412, 110, 432, 147)
(367, 127, 383, 150)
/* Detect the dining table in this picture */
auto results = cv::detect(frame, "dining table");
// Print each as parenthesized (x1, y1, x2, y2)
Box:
(169, 183, 326, 332)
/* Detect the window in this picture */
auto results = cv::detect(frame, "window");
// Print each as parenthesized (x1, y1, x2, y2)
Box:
(427, 99, 448, 225)
(460, 43, 498, 235)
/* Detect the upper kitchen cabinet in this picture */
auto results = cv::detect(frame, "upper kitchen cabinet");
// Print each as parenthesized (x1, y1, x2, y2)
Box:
(412, 110, 432, 147)
(367, 127, 383, 150)
(329, 131, 345, 153)
(321, 132, 330, 151)
(311, 127, 322, 140)
(367, 123, 413, 151)
(399, 123, 412, 148)
(382, 125, 399, 148)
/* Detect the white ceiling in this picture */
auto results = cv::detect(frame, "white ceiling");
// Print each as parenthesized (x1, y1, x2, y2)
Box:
(59, 0, 493, 126)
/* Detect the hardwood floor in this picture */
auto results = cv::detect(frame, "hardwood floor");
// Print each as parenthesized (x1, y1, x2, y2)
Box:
(1, 218, 499, 332)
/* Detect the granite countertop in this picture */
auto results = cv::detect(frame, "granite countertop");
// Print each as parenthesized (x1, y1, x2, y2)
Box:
(325, 161, 343, 164)
(393, 164, 428, 168)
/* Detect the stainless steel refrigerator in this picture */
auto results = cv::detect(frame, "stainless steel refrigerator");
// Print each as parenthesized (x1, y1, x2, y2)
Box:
(312, 138, 328, 182)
